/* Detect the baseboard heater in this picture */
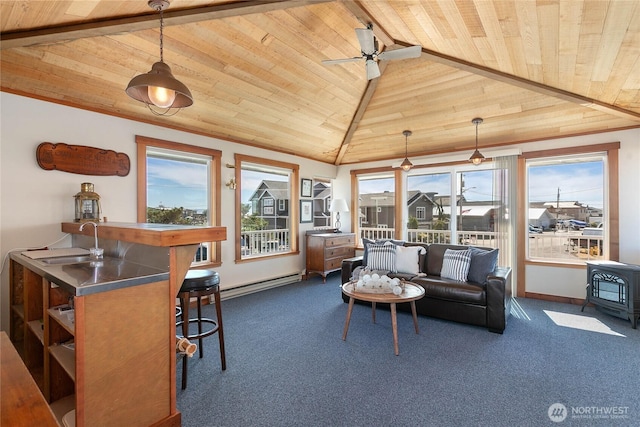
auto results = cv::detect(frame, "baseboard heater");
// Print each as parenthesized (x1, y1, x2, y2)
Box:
(220, 271, 303, 300)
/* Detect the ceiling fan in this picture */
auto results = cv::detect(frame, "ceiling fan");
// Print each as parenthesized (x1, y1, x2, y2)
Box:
(322, 25, 422, 80)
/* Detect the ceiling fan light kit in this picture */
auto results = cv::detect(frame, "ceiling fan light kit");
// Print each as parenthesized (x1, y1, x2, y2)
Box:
(400, 130, 413, 171)
(469, 117, 485, 166)
(125, 0, 193, 116)
(322, 25, 421, 80)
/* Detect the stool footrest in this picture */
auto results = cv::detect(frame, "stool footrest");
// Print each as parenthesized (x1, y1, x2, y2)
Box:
(176, 318, 219, 340)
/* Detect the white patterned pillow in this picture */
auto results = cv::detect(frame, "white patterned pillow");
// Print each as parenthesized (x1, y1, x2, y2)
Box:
(441, 249, 471, 282)
(367, 242, 396, 272)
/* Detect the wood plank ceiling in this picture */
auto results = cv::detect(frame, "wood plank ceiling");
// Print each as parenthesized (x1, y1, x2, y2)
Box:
(1, 0, 638, 166)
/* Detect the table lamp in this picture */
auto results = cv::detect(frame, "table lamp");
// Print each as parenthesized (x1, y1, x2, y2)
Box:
(329, 199, 349, 232)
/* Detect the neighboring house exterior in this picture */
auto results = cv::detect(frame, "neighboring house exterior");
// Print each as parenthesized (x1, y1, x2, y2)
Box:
(407, 191, 438, 228)
(359, 191, 395, 228)
(248, 180, 290, 229)
(529, 208, 555, 230)
(312, 181, 331, 227)
(533, 200, 590, 223)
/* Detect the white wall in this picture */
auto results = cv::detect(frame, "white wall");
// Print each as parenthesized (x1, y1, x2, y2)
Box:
(0, 93, 337, 331)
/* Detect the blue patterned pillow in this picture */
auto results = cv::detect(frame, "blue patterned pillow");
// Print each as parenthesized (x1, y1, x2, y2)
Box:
(367, 242, 397, 271)
(467, 247, 499, 284)
(441, 249, 471, 282)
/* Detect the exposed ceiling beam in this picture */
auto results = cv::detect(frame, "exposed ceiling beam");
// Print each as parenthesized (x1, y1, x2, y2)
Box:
(0, 0, 333, 50)
(339, 0, 394, 47)
(397, 41, 640, 121)
(334, 61, 388, 165)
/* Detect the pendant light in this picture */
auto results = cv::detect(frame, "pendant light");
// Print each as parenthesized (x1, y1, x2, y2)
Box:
(400, 130, 413, 171)
(125, 0, 193, 116)
(469, 117, 485, 165)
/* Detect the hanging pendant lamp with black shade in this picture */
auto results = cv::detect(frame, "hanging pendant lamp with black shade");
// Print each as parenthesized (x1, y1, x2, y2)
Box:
(400, 130, 413, 171)
(469, 117, 485, 165)
(126, 0, 193, 116)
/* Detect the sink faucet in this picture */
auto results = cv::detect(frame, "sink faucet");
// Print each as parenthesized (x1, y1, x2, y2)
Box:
(79, 221, 104, 258)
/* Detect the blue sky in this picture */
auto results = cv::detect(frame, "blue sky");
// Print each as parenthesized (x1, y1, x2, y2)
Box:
(147, 157, 208, 209)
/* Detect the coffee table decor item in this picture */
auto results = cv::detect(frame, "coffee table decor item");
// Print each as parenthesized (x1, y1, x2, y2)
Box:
(353, 272, 404, 295)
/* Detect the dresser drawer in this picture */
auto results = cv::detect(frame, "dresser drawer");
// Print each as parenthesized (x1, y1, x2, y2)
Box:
(325, 235, 355, 248)
(325, 246, 355, 259)
(324, 257, 345, 271)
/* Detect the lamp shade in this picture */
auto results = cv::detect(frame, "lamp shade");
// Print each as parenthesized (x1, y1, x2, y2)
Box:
(126, 61, 193, 109)
(329, 199, 349, 213)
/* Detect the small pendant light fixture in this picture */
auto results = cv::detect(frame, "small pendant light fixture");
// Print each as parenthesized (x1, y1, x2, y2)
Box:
(400, 130, 413, 171)
(125, 0, 193, 116)
(469, 117, 485, 166)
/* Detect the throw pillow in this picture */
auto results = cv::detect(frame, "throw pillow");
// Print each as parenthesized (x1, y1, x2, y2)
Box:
(467, 247, 499, 284)
(394, 245, 425, 275)
(441, 249, 471, 282)
(367, 242, 397, 272)
(362, 238, 403, 267)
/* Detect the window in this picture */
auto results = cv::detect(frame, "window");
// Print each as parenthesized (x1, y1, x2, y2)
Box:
(407, 171, 452, 243)
(355, 172, 396, 242)
(312, 178, 332, 228)
(136, 135, 221, 266)
(235, 154, 299, 260)
(526, 153, 608, 263)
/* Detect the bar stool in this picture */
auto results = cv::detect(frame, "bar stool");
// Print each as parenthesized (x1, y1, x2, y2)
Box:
(176, 269, 226, 390)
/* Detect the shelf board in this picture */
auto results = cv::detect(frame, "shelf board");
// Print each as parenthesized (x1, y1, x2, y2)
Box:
(48, 306, 75, 335)
(49, 344, 75, 381)
(50, 395, 75, 427)
(27, 319, 45, 345)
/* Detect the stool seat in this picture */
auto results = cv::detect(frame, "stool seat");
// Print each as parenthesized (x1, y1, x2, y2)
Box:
(176, 269, 225, 390)
(180, 270, 220, 293)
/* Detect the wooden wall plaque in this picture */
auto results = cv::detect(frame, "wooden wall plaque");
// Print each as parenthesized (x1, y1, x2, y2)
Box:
(36, 143, 130, 176)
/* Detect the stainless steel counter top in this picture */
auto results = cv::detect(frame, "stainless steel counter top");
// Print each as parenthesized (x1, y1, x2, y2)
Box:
(10, 252, 169, 297)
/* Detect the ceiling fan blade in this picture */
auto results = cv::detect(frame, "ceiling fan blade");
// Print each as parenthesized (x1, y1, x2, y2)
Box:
(365, 59, 381, 80)
(377, 45, 422, 61)
(355, 28, 376, 55)
(322, 57, 363, 65)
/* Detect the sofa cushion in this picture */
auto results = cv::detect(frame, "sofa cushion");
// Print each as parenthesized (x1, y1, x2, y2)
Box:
(367, 242, 396, 271)
(441, 249, 471, 282)
(394, 245, 425, 275)
(467, 247, 499, 284)
(414, 276, 486, 305)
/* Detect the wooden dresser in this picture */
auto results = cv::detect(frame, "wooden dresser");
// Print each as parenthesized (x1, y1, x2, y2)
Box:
(306, 233, 355, 282)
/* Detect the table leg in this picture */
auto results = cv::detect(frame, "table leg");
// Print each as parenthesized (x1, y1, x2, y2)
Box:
(390, 303, 399, 356)
(371, 302, 376, 323)
(342, 297, 355, 341)
(410, 301, 420, 334)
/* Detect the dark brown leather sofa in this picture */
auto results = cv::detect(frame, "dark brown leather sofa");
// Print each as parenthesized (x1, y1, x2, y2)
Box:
(341, 243, 512, 333)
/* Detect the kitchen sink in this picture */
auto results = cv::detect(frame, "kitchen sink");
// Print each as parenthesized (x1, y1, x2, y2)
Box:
(40, 255, 94, 265)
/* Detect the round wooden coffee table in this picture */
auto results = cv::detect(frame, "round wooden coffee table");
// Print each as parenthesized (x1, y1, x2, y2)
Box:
(341, 281, 425, 355)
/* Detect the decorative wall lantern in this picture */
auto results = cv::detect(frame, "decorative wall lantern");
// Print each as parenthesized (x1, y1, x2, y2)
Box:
(74, 183, 102, 223)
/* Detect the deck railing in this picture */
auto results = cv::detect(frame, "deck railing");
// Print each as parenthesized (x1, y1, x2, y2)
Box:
(240, 229, 290, 258)
(361, 227, 604, 261)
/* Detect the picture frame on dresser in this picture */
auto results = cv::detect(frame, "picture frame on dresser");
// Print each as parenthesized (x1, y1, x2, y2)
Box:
(301, 178, 312, 197)
(300, 200, 313, 223)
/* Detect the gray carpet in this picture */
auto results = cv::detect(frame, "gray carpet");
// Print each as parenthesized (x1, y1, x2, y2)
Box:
(177, 272, 640, 427)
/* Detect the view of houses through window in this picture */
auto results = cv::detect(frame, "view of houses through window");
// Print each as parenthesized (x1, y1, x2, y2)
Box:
(238, 158, 297, 260)
(527, 155, 606, 262)
(356, 155, 607, 264)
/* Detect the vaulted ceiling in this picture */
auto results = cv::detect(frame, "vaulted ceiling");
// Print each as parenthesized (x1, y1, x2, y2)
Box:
(1, 0, 638, 166)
